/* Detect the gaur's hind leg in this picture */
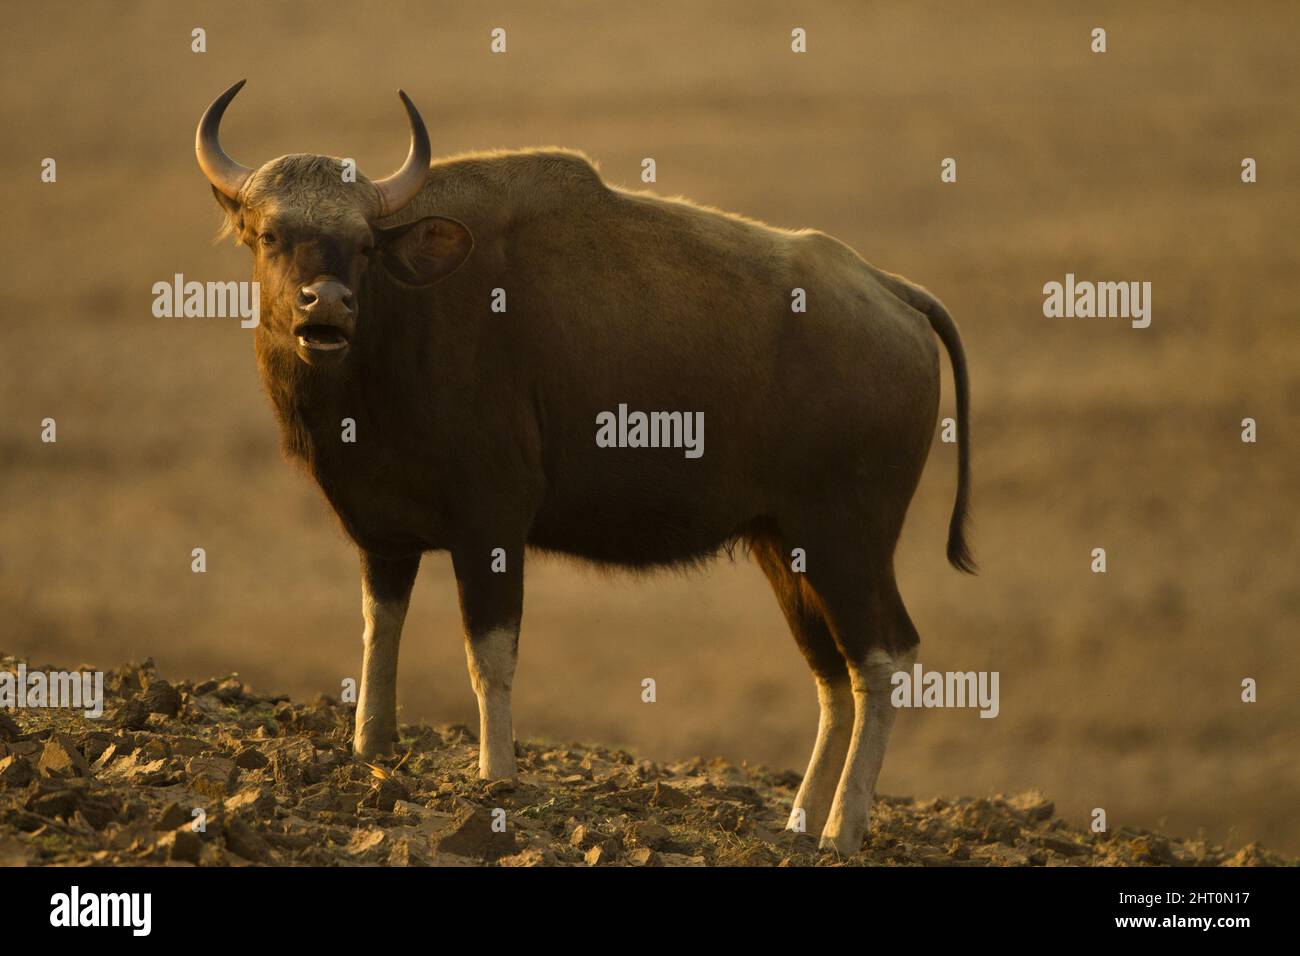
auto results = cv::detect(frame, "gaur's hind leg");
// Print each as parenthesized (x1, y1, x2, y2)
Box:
(452, 542, 525, 780)
(754, 540, 853, 839)
(355, 551, 421, 759)
(819, 573, 918, 855)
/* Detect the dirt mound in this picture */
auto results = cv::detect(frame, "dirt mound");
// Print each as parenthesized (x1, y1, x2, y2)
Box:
(0, 654, 1290, 867)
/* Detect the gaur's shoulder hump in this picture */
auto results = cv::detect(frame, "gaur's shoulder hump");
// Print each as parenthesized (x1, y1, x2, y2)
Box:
(432, 148, 606, 194)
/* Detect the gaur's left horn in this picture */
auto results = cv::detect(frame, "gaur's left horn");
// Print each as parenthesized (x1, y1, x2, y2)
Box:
(372, 90, 431, 217)
(196, 79, 254, 200)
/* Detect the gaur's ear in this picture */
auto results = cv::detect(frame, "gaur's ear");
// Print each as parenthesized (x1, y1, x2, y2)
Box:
(211, 185, 244, 242)
(376, 216, 474, 287)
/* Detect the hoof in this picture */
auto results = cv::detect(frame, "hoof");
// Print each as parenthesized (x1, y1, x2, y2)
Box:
(353, 733, 395, 761)
(819, 814, 869, 856)
(818, 832, 865, 855)
(477, 762, 517, 781)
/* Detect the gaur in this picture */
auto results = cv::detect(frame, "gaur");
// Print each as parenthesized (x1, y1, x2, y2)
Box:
(195, 80, 974, 854)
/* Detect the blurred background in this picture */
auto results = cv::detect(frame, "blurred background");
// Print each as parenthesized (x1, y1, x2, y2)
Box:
(1, 1, 1296, 852)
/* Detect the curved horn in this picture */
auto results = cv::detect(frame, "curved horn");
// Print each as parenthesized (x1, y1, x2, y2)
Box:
(196, 79, 254, 200)
(372, 90, 431, 217)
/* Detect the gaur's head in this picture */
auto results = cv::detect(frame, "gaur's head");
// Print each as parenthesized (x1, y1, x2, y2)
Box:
(196, 80, 473, 364)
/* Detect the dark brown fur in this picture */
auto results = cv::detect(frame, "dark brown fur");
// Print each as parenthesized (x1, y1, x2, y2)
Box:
(214, 144, 973, 727)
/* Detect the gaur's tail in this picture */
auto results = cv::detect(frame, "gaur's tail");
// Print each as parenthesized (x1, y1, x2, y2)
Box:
(874, 270, 976, 574)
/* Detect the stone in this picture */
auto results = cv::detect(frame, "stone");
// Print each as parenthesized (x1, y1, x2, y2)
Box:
(0, 712, 21, 742)
(155, 802, 191, 831)
(137, 738, 170, 761)
(225, 785, 276, 817)
(0, 754, 35, 787)
(234, 747, 268, 770)
(359, 776, 408, 812)
(650, 782, 690, 808)
(90, 743, 118, 771)
(269, 749, 305, 790)
(0, 834, 34, 866)
(168, 737, 209, 758)
(710, 803, 744, 832)
(114, 698, 150, 730)
(1224, 842, 1278, 867)
(103, 753, 175, 787)
(429, 804, 518, 860)
(27, 787, 81, 819)
(222, 815, 271, 863)
(1008, 791, 1055, 822)
(141, 678, 182, 717)
(627, 846, 656, 866)
(569, 824, 605, 849)
(37, 735, 92, 778)
(156, 828, 203, 864)
(387, 836, 429, 867)
(185, 755, 237, 800)
(345, 828, 388, 860)
(215, 678, 244, 703)
(625, 820, 671, 850)
(1132, 835, 1178, 866)
(1039, 833, 1090, 857)
(499, 846, 556, 867)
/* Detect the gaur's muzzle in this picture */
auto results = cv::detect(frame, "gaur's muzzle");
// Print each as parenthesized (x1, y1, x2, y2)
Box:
(293, 279, 355, 352)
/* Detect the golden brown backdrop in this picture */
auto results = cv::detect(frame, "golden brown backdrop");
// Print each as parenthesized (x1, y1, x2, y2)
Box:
(2, 1, 1296, 851)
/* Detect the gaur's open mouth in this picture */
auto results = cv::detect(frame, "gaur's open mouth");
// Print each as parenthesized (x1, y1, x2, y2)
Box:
(294, 324, 350, 351)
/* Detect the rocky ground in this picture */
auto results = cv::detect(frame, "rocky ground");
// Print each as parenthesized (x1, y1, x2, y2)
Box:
(0, 654, 1291, 868)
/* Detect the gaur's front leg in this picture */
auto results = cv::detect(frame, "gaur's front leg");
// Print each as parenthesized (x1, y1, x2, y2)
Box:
(452, 541, 524, 779)
(354, 551, 421, 759)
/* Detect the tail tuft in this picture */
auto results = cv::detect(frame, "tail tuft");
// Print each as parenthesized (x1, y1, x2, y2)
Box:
(947, 510, 977, 574)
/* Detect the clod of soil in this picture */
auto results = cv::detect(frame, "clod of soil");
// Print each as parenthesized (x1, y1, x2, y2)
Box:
(0, 654, 1291, 867)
